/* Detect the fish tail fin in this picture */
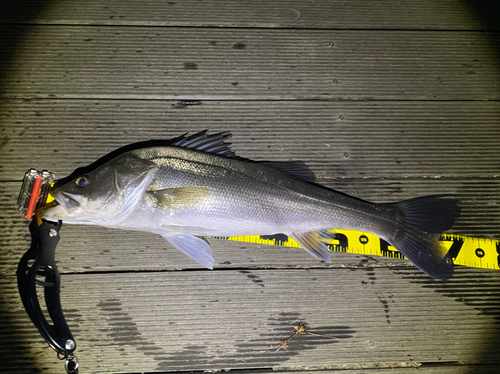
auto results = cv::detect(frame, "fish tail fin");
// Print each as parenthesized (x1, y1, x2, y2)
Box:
(384, 195, 461, 280)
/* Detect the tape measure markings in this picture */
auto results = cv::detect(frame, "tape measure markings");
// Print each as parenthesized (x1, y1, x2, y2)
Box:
(216, 230, 500, 271)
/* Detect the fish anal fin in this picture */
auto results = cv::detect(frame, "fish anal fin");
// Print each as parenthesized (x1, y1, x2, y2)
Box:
(317, 229, 337, 243)
(147, 186, 212, 210)
(291, 231, 333, 263)
(162, 233, 214, 269)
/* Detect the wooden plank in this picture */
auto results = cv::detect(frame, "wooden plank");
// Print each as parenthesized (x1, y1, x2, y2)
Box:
(1, 267, 500, 373)
(1, 177, 498, 275)
(1, 26, 499, 100)
(1, 100, 499, 180)
(239, 367, 500, 374)
(241, 367, 500, 374)
(0, 0, 488, 30)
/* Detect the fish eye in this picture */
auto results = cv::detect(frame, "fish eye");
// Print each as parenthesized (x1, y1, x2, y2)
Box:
(75, 176, 89, 188)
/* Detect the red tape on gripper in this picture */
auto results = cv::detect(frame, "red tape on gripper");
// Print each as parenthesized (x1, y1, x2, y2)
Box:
(25, 175, 43, 219)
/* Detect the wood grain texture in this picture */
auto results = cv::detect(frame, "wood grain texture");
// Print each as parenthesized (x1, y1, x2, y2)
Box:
(228, 367, 500, 374)
(2, 268, 500, 373)
(0, 0, 489, 30)
(1, 100, 499, 179)
(1, 26, 499, 100)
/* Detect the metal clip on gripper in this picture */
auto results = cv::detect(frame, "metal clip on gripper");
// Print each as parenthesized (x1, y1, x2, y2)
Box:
(16, 170, 78, 373)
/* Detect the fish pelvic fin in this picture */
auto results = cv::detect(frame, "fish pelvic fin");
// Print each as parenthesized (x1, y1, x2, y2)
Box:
(384, 195, 461, 280)
(291, 230, 335, 263)
(162, 233, 214, 269)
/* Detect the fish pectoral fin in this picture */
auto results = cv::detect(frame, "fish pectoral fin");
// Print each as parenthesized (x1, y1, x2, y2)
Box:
(162, 233, 214, 269)
(147, 186, 212, 210)
(291, 230, 333, 263)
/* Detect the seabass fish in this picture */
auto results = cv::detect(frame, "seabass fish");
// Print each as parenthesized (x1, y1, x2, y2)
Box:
(42, 131, 460, 279)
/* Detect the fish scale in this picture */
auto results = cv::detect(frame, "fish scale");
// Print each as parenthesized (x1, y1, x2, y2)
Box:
(133, 148, 374, 235)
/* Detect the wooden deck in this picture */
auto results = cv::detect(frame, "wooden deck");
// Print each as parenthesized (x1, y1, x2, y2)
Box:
(1, 1, 500, 373)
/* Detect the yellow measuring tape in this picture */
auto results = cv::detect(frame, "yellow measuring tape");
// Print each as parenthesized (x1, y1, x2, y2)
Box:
(222, 231, 500, 271)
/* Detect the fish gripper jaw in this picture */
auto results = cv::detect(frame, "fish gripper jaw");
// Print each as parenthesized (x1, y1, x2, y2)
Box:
(16, 219, 78, 374)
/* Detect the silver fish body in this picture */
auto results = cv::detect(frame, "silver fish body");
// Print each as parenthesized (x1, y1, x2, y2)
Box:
(42, 131, 460, 279)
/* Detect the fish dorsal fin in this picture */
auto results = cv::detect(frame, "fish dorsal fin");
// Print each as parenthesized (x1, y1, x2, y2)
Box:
(171, 130, 236, 158)
(261, 161, 316, 183)
(169, 132, 316, 182)
(291, 230, 336, 263)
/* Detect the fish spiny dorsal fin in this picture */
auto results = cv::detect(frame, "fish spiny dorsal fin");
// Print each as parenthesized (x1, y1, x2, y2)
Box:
(170, 132, 317, 182)
(171, 130, 236, 158)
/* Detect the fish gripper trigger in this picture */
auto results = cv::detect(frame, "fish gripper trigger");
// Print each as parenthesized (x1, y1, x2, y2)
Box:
(16, 219, 78, 373)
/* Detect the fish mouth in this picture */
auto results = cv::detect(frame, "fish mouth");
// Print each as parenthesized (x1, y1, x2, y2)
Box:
(40, 190, 88, 222)
(50, 190, 86, 212)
